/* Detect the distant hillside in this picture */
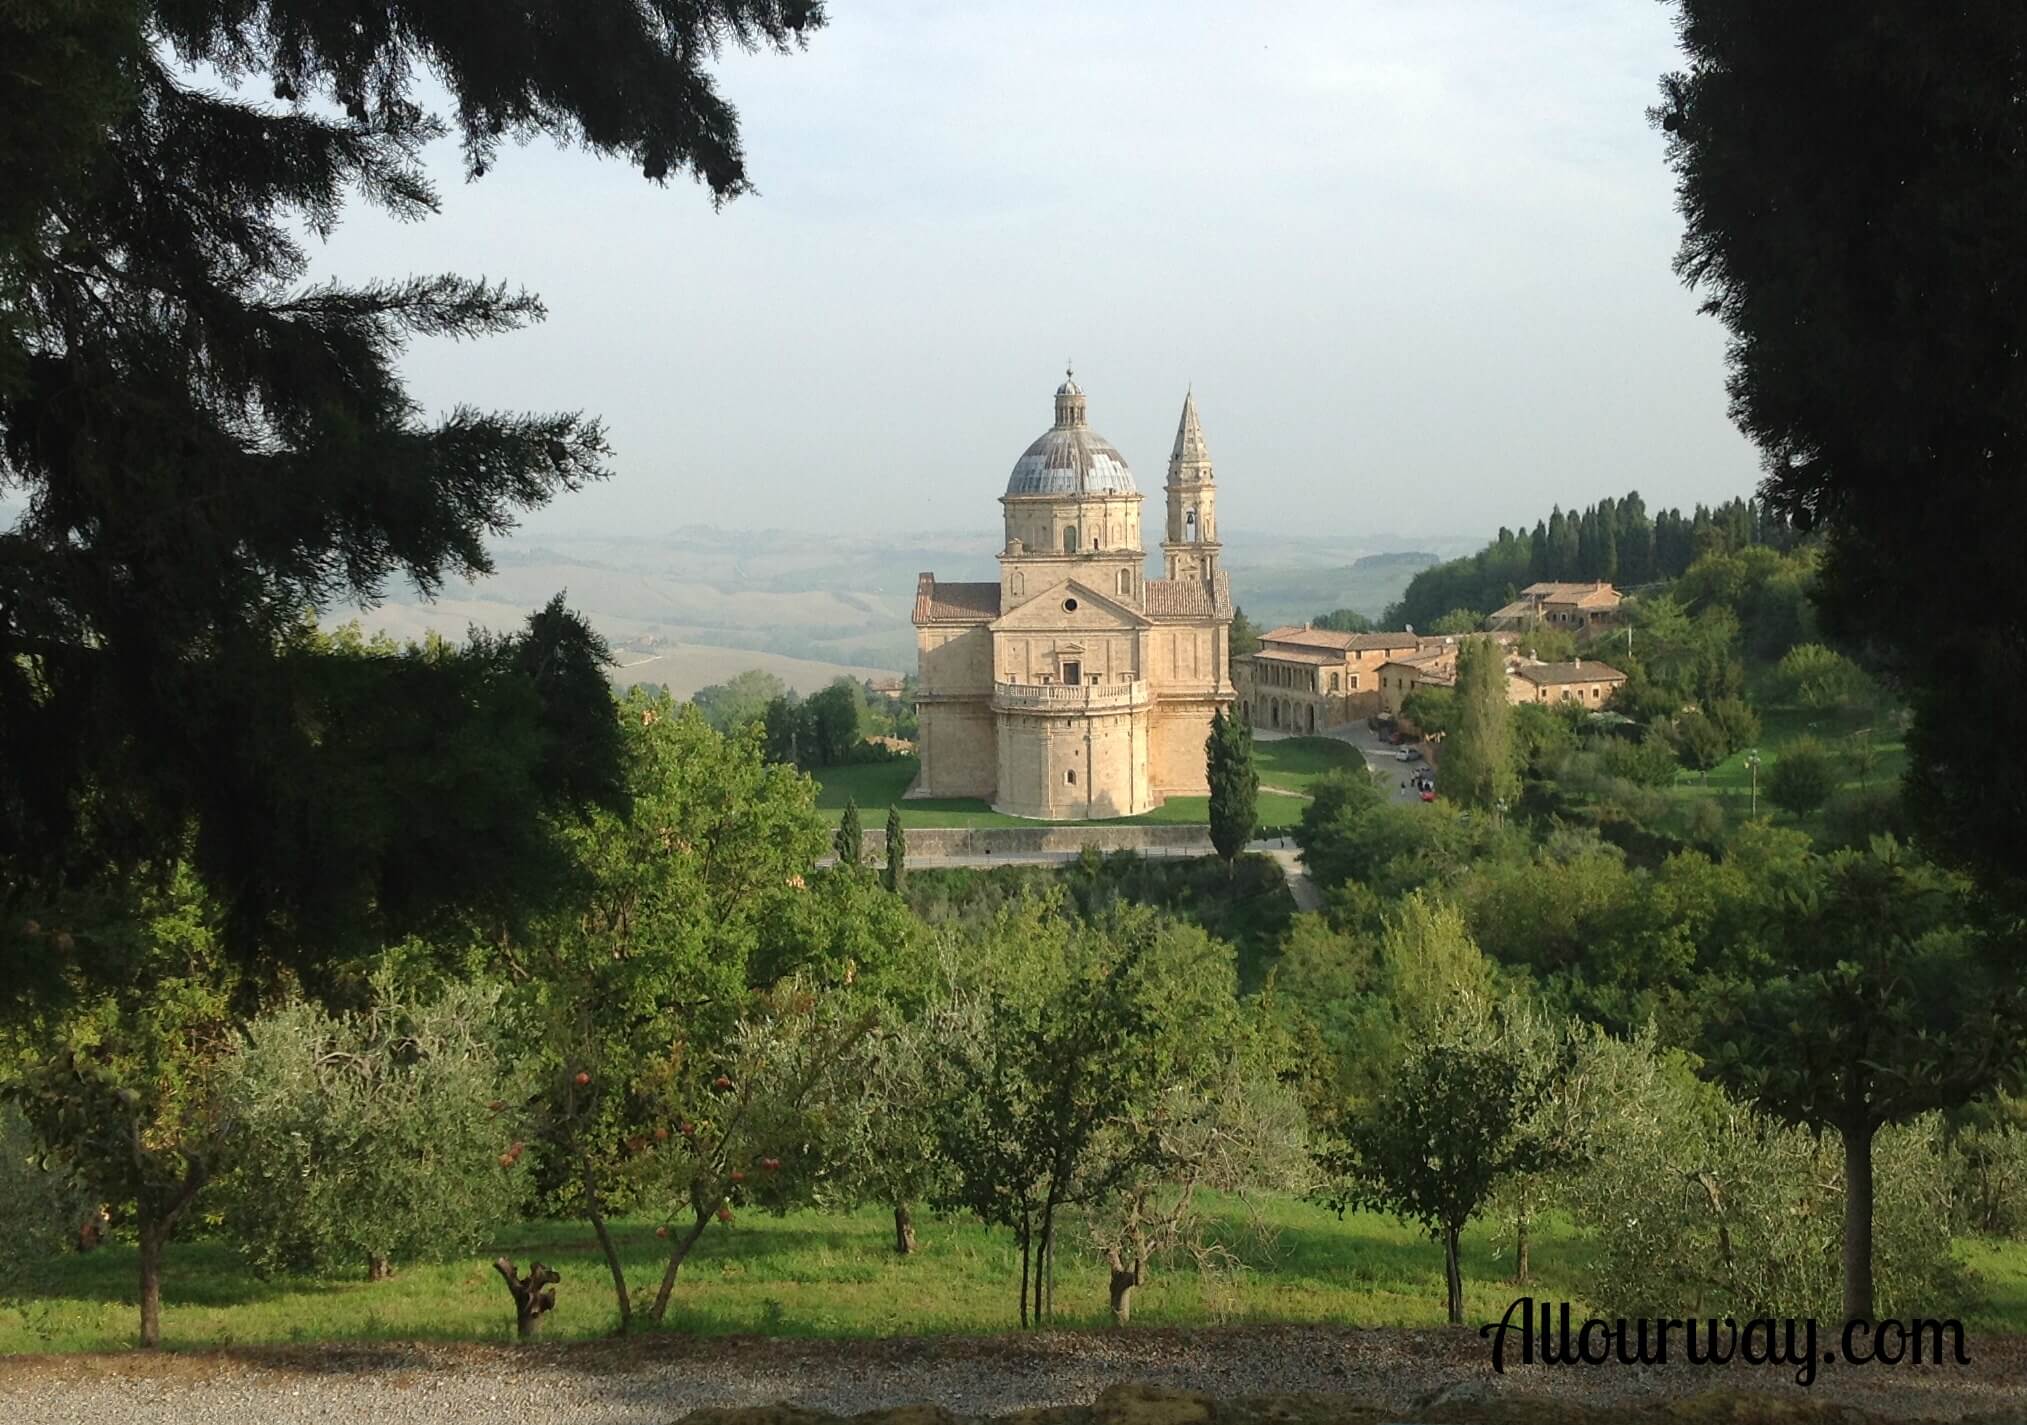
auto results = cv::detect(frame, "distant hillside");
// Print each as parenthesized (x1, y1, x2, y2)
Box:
(607, 645, 897, 700)
(1225, 551, 1442, 629)
(321, 523, 1482, 688)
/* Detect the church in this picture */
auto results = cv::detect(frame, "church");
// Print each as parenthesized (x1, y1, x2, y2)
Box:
(909, 373, 1235, 819)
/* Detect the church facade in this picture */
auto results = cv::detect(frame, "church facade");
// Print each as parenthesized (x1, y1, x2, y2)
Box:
(909, 374, 1234, 819)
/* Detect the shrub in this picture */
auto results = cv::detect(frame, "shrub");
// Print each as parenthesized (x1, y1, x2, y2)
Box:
(1706, 697, 1761, 753)
(1598, 733, 1680, 788)
(1572, 1047, 1967, 1320)
(216, 981, 526, 1279)
(1820, 786, 1911, 850)
(1951, 1096, 2027, 1239)
(0, 1102, 96, 1266)
(1764, 738, 1838, 819)
(1775, 643, 1872, 714)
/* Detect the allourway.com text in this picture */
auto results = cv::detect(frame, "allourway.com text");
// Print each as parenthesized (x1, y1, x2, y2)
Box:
(1478, 1297, 1971, 1388)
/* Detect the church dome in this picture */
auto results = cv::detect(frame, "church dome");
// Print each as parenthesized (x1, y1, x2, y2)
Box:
(1005, 369, 1138, 497)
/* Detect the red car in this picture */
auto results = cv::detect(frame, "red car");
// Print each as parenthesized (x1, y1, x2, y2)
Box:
(1420, 788, 1437, 802)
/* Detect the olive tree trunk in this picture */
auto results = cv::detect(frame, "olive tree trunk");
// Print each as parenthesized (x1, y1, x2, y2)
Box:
(494, 1258, 560, 1339)
(1843, 1120, 1877, 1325)
(137, 1224, 166, 1349)
(1106, 1249, 1142, 1325)
(892, 1202, 917, 1256)
(1443, 1224, 1464, 1326)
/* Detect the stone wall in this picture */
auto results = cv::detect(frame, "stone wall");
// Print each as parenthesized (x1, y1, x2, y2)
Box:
(848, 823, 1213, 861)
(994, 705, 1153, 819)
(913, 700, 996, 799)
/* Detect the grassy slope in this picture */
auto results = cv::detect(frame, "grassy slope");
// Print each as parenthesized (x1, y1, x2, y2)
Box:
(1662, 698, 1908, 810)
(809, 742, 1356, 830)
(10, 1198, 2021, 1353)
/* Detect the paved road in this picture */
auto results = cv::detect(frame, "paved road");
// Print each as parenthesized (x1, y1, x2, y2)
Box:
(1310, 720, 1435, 804)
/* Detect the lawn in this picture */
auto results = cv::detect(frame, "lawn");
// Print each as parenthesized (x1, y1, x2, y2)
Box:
(8, 1197, 2022, 1354)
(811, 755, 1315, 830)
(1664, 700, 1908, 808)
(1252, 736, 1367, 794)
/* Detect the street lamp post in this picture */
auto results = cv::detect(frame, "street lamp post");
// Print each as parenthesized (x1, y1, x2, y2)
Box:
(1743, 748, 1761, 818)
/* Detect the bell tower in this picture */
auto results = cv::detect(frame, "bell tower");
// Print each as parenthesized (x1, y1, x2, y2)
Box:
(1162, 389, 1219, 583)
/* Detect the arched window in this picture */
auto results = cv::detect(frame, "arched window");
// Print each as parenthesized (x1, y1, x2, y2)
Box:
(1116, 569, 1130, 597)
(1065, 768, 1077, 786)
(1330, 672, 1340, 691)
(1063, 525, 1078, 553)
(1185, 508, 1198, 542)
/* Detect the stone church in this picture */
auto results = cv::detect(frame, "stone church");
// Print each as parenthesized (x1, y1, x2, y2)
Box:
(909, 372, 1235, 819)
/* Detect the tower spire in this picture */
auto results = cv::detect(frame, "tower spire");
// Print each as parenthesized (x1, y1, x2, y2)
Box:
(1162, 387, 1219, 583)
(1169, 388, 1211, 472)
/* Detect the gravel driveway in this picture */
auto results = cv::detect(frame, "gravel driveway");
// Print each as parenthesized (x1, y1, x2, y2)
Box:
(4, 1326, 2024, 1425)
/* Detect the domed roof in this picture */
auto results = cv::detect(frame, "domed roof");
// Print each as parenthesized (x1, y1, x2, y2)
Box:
(1005, 369, 1137, 498)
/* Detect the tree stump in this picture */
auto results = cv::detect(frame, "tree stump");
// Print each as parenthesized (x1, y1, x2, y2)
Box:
(494, 1257, 560, 1339)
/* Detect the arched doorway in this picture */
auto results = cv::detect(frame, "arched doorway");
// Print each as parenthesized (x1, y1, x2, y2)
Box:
(1307, 703, 1316, 733)
(1270, 701, 1280, 728)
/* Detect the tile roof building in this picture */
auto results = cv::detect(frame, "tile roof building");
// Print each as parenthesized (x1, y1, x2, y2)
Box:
(908, 374, 1234, 819)
(1487, 580, 1625, 634)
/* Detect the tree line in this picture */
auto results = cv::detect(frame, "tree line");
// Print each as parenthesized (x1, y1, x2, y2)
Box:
(1385, 493, 1798, 633)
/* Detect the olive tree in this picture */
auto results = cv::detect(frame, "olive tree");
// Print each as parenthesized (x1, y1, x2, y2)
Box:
(215, 980, 527, 1280)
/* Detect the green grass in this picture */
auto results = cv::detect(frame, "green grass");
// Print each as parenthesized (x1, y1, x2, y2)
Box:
(1664, 701, 1908, 809)
(9, 1198, 2022, 1353)
(812, 757, 1309, 830)
(1252, 737, 1366, 794)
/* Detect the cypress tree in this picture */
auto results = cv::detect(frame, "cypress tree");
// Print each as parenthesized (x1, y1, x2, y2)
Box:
(835, 798, 863, 869)
(1205, 707, 1258, 876)
(1441, 638, 1519, 813)
(882, 805, 906, 893)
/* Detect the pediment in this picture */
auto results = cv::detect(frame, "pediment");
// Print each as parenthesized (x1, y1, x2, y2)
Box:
(991, 578, 1150, 632)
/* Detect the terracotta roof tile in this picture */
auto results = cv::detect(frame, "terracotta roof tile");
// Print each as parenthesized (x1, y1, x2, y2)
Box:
(1144, 571, 1232, 618)
(912, 574, 1000, 624)
(1515, 660, 1628, 686)
(1260, 626, 1420, 653)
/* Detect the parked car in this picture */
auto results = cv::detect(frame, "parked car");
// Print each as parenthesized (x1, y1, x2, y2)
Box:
(1394, 748, 1415, 762)
(1402, 747, 1424, 762)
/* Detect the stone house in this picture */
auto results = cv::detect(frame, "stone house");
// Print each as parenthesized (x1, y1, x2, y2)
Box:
(1487, 580, 1625, 635)
(1233, 627, 1422, 733)
(1511, 658, 1628, 707)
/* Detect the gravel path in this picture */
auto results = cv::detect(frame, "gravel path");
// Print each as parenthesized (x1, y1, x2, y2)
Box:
(4, 1326, 2024, 1425)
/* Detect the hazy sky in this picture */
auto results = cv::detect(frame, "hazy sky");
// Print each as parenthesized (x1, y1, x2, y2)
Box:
(300, 0, 1761, 543)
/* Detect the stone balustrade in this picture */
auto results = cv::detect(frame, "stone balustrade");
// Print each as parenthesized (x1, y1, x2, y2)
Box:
(991, 679, 1152, 713)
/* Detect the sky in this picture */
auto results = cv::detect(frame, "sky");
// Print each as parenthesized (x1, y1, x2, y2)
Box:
(296, 0, 1761, 543)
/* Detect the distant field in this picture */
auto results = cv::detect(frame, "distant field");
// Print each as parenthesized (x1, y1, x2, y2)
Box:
(812, 756, 1314, 829)
(608, 644, 900, 699)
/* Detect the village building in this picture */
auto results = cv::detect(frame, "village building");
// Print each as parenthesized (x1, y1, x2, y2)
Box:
(1233, 627, 1420, 732)
(1487, 580, 1625, 635)
(1511, 658, 1628, 707)
(1377, 644, 1627, 718)
(907, 373, 1233, 819)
